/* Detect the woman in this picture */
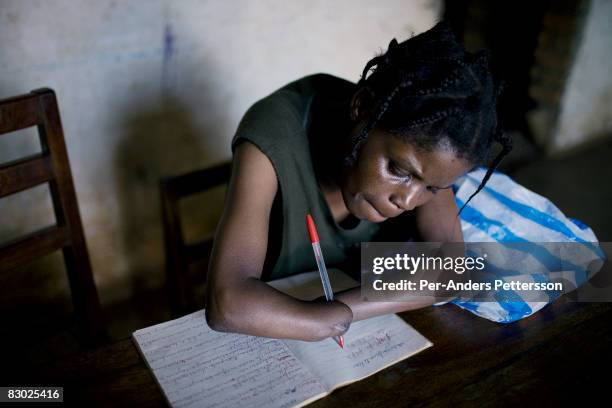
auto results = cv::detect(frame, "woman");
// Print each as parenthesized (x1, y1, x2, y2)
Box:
(205, 21, 511, 340)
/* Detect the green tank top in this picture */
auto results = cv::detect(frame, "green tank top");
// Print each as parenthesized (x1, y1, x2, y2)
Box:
(231, 74, 417, 281)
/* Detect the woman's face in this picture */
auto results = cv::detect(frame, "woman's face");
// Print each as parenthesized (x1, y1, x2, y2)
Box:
(339, 127, 473, 223)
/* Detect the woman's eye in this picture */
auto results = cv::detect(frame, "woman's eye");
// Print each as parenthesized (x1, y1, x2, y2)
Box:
(388, 161, 411, 180)
(427, 186, 439, 194)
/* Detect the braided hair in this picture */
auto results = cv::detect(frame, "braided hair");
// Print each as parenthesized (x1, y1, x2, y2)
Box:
(347, 21, 512, 214)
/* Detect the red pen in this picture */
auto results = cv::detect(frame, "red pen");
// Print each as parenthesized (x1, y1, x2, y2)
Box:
(306, 214, 345, 349)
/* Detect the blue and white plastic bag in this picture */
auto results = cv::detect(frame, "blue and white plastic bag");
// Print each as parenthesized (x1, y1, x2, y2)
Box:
(434, 167, 603, 323)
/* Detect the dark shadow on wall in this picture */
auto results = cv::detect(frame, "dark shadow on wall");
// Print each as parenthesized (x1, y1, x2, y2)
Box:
(113, 97, 219, 331)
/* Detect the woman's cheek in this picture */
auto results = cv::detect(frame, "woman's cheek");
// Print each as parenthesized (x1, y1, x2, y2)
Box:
(363, 160, 389, 192)
(417, 192, 435, 207)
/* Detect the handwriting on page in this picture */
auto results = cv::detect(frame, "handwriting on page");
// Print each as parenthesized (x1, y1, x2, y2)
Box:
(284, 313, 432, 391)
(133, 311, 325, 408)
(346, 331, 407, 369)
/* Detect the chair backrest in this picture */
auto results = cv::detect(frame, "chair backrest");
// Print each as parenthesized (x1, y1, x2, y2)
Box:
(0, 88, 106, 346)
(160, 161, 232, 316)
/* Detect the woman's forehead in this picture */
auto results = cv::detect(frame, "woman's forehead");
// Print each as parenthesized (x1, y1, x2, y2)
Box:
(375, 130, 472, 187)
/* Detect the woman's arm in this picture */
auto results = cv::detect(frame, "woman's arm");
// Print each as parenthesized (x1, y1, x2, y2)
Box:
(205, 141, 353, 341)
(335, 188, 463, 321)
(414, 187, 464, 243)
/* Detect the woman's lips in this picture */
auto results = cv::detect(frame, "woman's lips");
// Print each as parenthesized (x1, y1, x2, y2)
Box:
(365, 198, 388, 221)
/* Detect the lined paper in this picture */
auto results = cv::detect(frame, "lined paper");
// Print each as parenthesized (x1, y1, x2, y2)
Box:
(284, 313, 432, 391)
(133, 311, 326, 408)
(133, 270, 433, 407)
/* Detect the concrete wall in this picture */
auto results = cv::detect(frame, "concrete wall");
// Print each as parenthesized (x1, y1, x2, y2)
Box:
(0, 0, 441, 306)
(552, 0, 612, 151)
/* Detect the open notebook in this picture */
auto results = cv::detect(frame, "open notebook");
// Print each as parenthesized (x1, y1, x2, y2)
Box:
(132, 269, 433, 408)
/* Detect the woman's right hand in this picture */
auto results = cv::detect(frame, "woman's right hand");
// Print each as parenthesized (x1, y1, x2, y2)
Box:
(309, 297, 354, 340)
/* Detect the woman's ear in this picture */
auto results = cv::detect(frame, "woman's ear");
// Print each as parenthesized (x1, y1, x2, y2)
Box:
(350, 87, 374, 122)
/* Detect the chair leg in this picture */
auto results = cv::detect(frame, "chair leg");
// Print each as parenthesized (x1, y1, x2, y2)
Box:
(62, 246, 108, 347)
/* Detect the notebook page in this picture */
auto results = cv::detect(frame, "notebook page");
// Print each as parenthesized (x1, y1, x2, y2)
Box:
(132, 310, 326, 408)
(283, 313, 433, 392)
(267, 268, 359, 301)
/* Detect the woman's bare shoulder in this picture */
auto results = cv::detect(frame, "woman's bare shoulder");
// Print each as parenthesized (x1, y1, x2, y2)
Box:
(206, 140, 279, 286)
(224, 140, 278, 217)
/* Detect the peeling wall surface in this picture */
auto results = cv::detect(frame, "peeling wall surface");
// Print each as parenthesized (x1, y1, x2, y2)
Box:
(553, 0, 612, 152)
(0, 0, 441, 305)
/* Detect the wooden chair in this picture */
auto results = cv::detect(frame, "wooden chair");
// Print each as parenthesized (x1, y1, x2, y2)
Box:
(160, 161, 232, 317)
(0, 88, 107, 346)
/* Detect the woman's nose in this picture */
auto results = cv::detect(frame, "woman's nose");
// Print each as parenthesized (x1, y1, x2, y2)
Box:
(390, 183, 422, 211)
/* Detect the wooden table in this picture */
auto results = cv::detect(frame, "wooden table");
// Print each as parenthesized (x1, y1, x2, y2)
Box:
(9, 296, 612, 407)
